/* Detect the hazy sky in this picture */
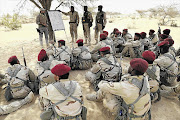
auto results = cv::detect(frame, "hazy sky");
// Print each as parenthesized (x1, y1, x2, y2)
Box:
(0, 0, 180, 16)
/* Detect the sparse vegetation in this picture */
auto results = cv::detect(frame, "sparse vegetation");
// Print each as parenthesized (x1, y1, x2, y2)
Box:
(1, 14, 22, 30)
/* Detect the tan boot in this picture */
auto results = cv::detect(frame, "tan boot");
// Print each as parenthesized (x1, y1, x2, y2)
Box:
(93, 40, 98, 45)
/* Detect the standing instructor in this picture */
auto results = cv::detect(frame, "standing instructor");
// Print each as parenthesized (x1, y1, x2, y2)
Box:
(61, 6, 79, 43)
(94, 5, 107, 44)
(82, 6, 93, 46)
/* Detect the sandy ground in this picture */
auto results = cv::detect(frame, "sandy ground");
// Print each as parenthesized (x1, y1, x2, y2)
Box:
(0, 18, 180, 120)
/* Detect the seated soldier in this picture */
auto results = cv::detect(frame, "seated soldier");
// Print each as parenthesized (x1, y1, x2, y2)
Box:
(54, 40, 72, 66)
(113, 31, 125, 54)
(140, 32, 150, 51)
(163, 29, 172, 38)
(86, 47, 122, 91)
(148, 29, 158, 46)
(142, 51, 161, 102)
(71, 39, 92, 70)
(4, 56, 36, 100)
(154, 41, 178, 87)
(110, 28, 119, 39)
(164, 38, 176, 57)
(0, 56, 35, 115)
(149, 34, 169, 57)
(91, 33, 113, 62)
(86, 58, 151, 120)
(122, 33, 142, 58)
(121, 29, 133, 42)
(37, 49, 66, 88)
(39, 64, 86, 120)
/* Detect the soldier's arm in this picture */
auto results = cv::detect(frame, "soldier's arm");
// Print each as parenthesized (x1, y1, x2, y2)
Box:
(61, 11, 70, 16)
(89, 12, 93, 22)
(36, 15, 40, 24)
(91, 43, 101, 53)
(76, 12, 79, 25)
(103, 12, 107, 26)
(131, 40, 141, 47)
(91, 63, 101, 74)
(98, 80, 129, 97)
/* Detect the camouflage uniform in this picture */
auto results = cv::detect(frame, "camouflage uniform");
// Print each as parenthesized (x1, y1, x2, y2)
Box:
(62, 11, 79, 42)
(122, 40, 141, 58)
(71, 46, 92, 70)
(54, 46, 72, 66)
(36, 13, 49, 47)
(87, 74, 151, 120)
(39, 80, 83, 119)
(122, 33, 133, 42)
(91, 40, 113, 62)
(94, 11, 107, 43)
(82, 11, 93, 44)
(85, 54, 121, 91)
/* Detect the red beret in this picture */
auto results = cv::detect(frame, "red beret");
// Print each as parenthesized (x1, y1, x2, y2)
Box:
(150, 29, 155, 33)
(38, 49, 47, 61)
(158, 41, 169, 47)
(58, 40, 65, 42)
(164, 38, 174, 46)
(135, 33, 141, 37)
(8, 56, 18, 63)
(130, 58, 148, 73)
(142, 51, 156, 62)
(140, 32, 147, 36)
(115, 31, 121, 35)
(99, 47, 110, 52)
(76, 39, 83, 43)
(114, 28, 119, 32)
(103, 31, 109, 36)
(160, 34, 168, 40)
(51, 64, 71, 76)
(100, 33, 107, 39)
(123, 29, 128, 32)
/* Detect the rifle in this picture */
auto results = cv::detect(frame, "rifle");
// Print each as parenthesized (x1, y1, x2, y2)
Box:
(22, 47, 27, 66)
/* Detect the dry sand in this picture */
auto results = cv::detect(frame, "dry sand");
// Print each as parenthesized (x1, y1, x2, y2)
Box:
(0, 18, 180, 120)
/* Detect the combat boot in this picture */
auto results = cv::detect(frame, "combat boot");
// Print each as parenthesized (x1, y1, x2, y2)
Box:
(21, 91, 34, 105)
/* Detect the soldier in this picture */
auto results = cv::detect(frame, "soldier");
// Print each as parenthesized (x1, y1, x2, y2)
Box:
(91, 33, 113, 62)
(154, 41, 178, 87)
(82, 6, 93, 46)
(122, 33, 141, 58)
(142, 51, 161, 102)
(113, 31, 125, 54)
(122, 29, 133, 42)
(39, 64, 85, 120)
(36, 49, 66, 88)
(163, 29, 172, 38)
(148, 29, 158, 46)
(140, 32, 150, 51)
(61, 6, 79, 42)
(0, 56, 35, 115)
(86, 47, 122, 91)
(110, 28, 119, 39)
(36, 8, 49, 48)
(71, 39, 92, 70)
(94, 5, 107, 44)
(164, 38, 176, 57)
(54, 40, 72, 66)
(86, 58, 151, 120)
(4, 56, 36, 100)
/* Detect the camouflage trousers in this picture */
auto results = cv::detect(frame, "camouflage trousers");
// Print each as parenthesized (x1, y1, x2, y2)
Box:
(94, 23, 103, 42)
(0, 92, 33, 115)
(70, 23, 78, 42)
(39, 27, 49, 47)
(83, 23, 91, 44)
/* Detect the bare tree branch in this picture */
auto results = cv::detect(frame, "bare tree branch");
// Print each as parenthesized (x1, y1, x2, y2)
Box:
(29, 0, 42, 9)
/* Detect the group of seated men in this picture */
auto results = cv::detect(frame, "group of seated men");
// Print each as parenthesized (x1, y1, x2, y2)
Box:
(0, 27, 180, 120)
